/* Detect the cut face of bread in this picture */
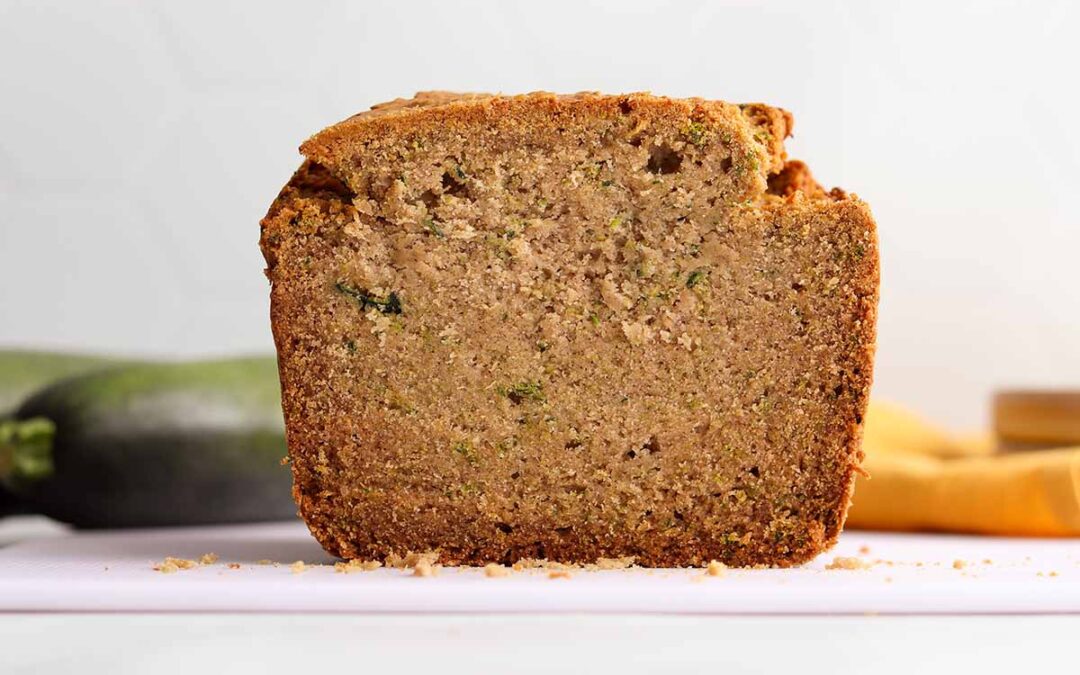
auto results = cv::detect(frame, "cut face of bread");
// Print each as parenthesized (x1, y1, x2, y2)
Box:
(260, 92, 878, 567)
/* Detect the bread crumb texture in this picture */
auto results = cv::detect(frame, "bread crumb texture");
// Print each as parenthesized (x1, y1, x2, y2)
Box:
(260, 91, 879, 568)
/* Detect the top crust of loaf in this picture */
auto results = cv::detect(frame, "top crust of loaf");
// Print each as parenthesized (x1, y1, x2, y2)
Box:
(300, 91, 794, 183)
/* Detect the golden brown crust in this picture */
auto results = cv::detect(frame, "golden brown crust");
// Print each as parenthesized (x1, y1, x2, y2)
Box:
(767, 160, 827, 199)
(737, 103, 794, 175)
(300, 91, 792, 191)
(261, 92, 878, 568)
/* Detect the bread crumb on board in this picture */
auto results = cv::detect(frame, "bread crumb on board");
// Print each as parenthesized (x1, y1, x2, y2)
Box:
(512, 558, 574, 572)
(952, 559, 966, 570)
(484, 563, 511, 578)
(227, 563, 241, 570)
(386, 551, 440, 569)
(153, 560, 179, 574)
(548, 570, 573, 580)
(825, 556, 871, 571)
(590, 557, 637, 571)
(152, 556, 199, 573)
(705, 560, 727, 577)
(412, 561, 439, 577)
(335, 559, 383, 573)
(152, 553, 229, 573)
(858, 545, 871, 555)
(290, 561, 307, 574)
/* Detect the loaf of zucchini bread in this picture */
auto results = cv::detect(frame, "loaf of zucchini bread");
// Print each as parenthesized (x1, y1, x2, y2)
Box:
(260, 92, 878, 567)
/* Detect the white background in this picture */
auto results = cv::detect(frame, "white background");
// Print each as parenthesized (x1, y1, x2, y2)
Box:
(1, 0, 1078, 428)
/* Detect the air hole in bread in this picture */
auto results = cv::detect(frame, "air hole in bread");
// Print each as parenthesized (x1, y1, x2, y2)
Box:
(419, 189, 439, 210)
(441, 168, 471, 199)
(646, 144, 682, 174)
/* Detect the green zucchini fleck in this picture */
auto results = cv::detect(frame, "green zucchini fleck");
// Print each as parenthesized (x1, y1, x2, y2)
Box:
(686, 268, 710, 289)
(501, 380, 545, 404)
(452, 440, 478, 465)
(422, 217, 444, 238)
(335, 281, 403, 314)
(685, 121, 709, 147)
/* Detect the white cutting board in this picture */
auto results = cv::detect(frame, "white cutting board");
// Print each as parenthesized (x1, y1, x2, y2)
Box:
(0, 522, 1078, 614)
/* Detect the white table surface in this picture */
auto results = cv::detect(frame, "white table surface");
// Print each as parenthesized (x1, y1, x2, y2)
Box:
(2, 520, 1079, 614)
(1, 614, 1078, 675)
(1, 516, 1077, 674)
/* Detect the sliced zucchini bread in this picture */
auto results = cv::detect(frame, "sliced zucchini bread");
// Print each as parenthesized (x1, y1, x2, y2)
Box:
(260, 92, 879, 567)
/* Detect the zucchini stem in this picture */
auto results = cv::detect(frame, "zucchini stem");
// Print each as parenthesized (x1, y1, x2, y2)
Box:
(0, 417, 56, 489)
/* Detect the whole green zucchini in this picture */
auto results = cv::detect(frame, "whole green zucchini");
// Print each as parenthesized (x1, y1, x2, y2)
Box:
(0, 350, 120, 416)
(0, 350, 122, 514)
(0, 356, 297, 527)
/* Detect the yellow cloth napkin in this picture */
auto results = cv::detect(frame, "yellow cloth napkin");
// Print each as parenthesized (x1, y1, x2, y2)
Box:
(846, 400, 1080, 536)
